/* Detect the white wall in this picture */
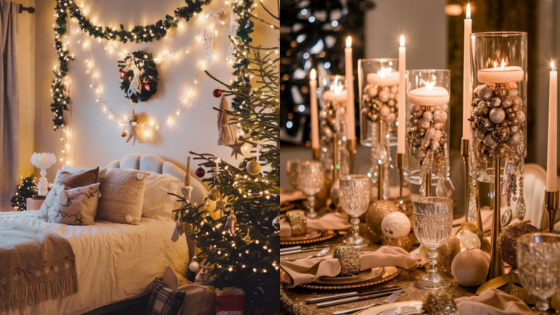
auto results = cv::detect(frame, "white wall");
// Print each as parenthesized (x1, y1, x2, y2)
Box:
(363, 0, 447, 69)
(33, 0, 277, 180)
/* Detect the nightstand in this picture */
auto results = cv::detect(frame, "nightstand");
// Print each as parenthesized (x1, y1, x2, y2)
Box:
(27, 196, 46, 211)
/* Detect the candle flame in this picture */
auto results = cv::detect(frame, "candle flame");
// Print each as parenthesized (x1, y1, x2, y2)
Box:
(551, 61, 557, 71)
(400, 35, 405, 47)
(466, 3, 471, 19)
(424, 81, 436, 91)
(346, 36, 352, 48)
(501, 59, 506, 68)
(377, 67, 393, 78)
(310, 69, 316, 80)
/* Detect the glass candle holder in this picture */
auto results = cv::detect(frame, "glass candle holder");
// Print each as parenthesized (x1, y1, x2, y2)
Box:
(470, 32, 528, 219)
(358, 59, 400, 200)
(405, 70, 452, 197)
(318, 74, 350, 180)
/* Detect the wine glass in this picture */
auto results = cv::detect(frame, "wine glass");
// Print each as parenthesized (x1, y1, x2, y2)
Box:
(517, 233, 560, 314)
(286, 159, 300, 192)
(297, 161, 325, 218)
(339, 175, 370, 247)
(413, 197, 453, 290)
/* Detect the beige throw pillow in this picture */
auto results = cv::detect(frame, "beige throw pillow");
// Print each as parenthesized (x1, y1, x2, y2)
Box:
(96, 168, 147, 224)
(38, 182, 101, 225)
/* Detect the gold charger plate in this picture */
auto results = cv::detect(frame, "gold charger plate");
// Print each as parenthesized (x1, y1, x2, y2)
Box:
(280, 230, 336, 246)
(300, 266, 401, 290)
(313, 267, 385, 285)
(356, 301, 424, 315)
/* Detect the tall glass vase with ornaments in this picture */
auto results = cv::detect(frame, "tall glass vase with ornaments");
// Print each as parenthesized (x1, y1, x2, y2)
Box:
(470, 32, 528, 224)
(359, 59, 400, 200)
(339, 175, 371, 247)
(318, 75, 350, 184)
(405, 70, 453, 198)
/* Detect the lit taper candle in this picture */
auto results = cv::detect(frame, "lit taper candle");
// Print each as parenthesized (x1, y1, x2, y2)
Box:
(397, 35, 406, 154)
(547, 61, 558, 192)
(462, 3, 472, 139)
(345, 36, 356, 140)
(309, 69, 319, 150)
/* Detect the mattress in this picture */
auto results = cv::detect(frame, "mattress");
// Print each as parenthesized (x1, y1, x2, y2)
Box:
(0, 210, 189, 315)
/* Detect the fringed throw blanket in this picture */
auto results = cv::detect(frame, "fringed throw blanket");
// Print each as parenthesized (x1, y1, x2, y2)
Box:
(0, 221, 78, 312)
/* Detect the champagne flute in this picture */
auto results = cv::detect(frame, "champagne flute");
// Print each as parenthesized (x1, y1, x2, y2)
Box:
(286, 159, 300, 192)
(339, 175, 370, 247)
(517, 233, 560, 314)
(297, 161, 325, 218)
(413, 197, 453, 290)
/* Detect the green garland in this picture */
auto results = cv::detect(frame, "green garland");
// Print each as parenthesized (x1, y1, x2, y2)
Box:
(118, 51, 158, 103)
(51, 0, 212, 129)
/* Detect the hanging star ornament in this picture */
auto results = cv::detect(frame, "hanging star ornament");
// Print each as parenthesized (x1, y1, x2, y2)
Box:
(227, 139, 244, 159)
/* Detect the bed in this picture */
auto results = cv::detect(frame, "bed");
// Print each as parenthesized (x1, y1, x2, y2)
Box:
(0, 153, 206, 315)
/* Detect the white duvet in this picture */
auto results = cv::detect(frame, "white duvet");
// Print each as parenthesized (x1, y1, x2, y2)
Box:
(0, 211, 189, 315)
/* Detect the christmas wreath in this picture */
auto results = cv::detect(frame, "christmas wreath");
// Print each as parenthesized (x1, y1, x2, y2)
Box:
(118, 51, 158, 103)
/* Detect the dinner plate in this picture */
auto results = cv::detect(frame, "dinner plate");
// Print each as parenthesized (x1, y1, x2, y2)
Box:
(313, 267, 385, 285)
(280, 230, 337, 246)
(356, 301, 424, 315)
(300, 266, 400, 290)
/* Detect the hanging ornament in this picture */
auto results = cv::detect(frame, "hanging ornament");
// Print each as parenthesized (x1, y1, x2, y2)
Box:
(189, 255, 200, 273)
(242, 228, 252, 244)
(195, 167, 205, 178)
(272, 216, 280, 232)
(227, 138, 244, 159)
(225, 209, 237, 235)
(117, 51, 158, 104)
(121, 129, 128, 137)
(246, 142, 263, 175)
(208, 188, 220, 201)
(217, 95, 237, 145)
(213, 89, 223, 98)
(124, 109, 143, 145)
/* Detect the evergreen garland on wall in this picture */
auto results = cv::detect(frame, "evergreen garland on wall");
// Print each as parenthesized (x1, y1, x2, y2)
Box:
(51, 0, 212, 129)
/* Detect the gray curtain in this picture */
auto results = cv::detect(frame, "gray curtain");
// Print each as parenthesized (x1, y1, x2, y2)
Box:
(0, 0, 20, 211)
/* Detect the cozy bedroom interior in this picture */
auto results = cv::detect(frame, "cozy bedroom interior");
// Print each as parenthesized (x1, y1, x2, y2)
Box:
(0, 0, 280, 314)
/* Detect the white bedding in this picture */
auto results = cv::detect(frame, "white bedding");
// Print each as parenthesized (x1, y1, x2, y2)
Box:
(0, 211, 189, 315)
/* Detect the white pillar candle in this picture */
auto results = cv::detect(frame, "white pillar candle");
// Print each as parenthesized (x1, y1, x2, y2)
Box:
(462, 3, 472, 139)
(397, 35, 406, 154)
(345, 36, 356, 140)
(367, 68, 399, 87)
(477, 60, 524, 83)
(309, 69, 319, 150)
(322, 90, 348, 104)
(408, 85, 450, 106)
(547, 61, 558, 192)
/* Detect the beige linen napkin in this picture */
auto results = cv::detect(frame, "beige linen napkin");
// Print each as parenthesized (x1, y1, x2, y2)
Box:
(280, 212, 352, 237)
(455, 288, 533, 315)
(280, 246, 423, 288)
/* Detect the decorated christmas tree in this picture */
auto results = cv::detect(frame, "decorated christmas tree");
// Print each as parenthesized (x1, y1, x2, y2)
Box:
(11, 175, 38, 211)
(174, 0, 279, 313)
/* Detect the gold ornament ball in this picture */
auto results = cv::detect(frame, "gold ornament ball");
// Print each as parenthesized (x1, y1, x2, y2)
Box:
(121, 129, 128, 137)
(437, 236, 461, 275)
(498, 221, 539, 268)
(381, 233, 414, 251)
(246, 160, 262, 175)
(451, 249, 489, 287)
(366, 200, 399, 243)
(208, 188, 220, 201)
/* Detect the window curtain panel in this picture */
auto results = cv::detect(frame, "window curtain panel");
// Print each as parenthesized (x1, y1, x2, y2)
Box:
(0, 0, 20, 211)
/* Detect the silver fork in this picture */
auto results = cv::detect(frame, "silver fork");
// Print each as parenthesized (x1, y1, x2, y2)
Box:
(332, 289, 404, 315)
(281, 246, 330, 261)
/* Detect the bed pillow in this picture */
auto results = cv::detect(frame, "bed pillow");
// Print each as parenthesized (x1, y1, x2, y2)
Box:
(96, 168, 147, 224)
(146, 278, 186, 315)
(62, 165, 107, 182)
(54, 167, 99, 189)
(143, 173, 182, 219)
(38, 182, 101, 225)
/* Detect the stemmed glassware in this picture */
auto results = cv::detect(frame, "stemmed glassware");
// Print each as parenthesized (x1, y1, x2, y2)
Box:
(297, 161, 325, 218)
(517, 233, 560, 314)
(413, 197, 453, 290)
(339, 175, 370, 247)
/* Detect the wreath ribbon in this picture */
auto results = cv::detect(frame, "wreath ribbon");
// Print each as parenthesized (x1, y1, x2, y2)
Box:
(127, 57, 142, 98)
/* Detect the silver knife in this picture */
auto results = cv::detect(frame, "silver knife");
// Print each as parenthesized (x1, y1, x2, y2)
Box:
(307, 286, 402, 304)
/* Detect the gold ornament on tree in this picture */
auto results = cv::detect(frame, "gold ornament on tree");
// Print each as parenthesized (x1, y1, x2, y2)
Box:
(246, 142, 263, 175)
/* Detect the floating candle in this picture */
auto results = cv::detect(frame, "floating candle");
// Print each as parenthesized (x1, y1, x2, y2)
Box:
(408, 82, 450, 106)
(477, 59, 524, 83)
(323, 90, 348, 104)
(367, 67, 400, 86)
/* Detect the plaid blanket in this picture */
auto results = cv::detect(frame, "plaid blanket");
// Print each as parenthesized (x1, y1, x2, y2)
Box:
(0, 221, 78, 312)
